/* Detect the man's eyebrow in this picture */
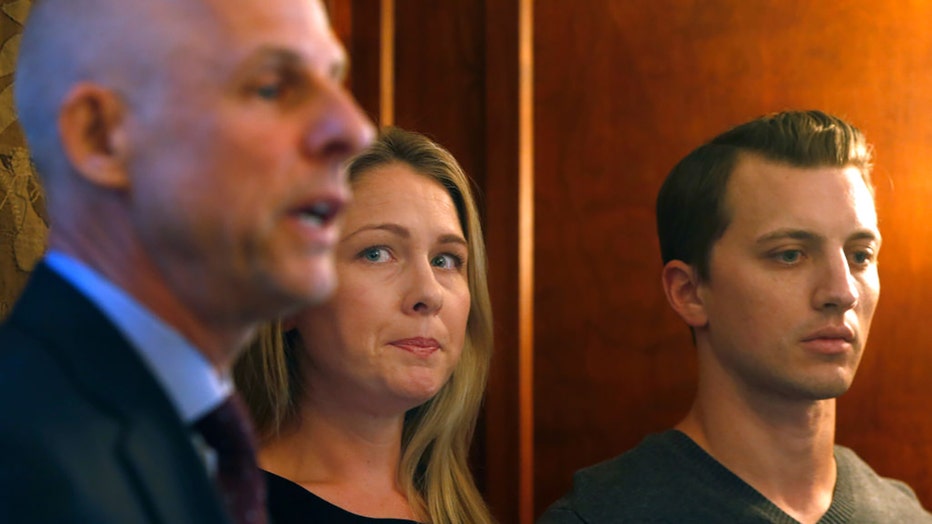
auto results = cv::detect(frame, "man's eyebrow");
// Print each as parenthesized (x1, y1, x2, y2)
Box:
(245, 47, 302, 68)
(755, 229, 821, 245)
(849, 230, 882, 246)
(755, 228, 882, 246)
(244, 46, 349, 82)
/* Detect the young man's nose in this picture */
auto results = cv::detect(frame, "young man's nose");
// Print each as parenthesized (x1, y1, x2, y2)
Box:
(812, 250, 859, 312)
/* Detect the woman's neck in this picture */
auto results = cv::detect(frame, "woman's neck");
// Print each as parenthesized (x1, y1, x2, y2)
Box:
(259, 399, 418, 520)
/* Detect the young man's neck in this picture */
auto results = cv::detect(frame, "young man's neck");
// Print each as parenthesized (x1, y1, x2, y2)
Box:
(677, 371, 838, 524)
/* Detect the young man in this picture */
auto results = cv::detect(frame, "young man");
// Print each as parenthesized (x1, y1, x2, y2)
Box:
(0, 0, 373, 522)
(539, 111, 931, 523)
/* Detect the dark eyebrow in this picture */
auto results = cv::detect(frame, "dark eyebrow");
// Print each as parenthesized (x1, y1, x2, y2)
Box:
(755, 229, 821, 245)
(849, 230, 882, 247)
(755, 228, 882, 246)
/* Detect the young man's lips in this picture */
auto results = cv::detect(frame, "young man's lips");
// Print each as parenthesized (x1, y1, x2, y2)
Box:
(802, 325, 855, 343)
(801, 337, 852, 355)
(801, 325, 856, 354)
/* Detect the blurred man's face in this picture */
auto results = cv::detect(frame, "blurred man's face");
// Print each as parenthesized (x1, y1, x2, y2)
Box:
(126, 0, 374, 323)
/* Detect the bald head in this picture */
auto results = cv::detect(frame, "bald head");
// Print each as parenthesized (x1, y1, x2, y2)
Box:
(15, 0, 222, 183)
(14, 0, 373, 357)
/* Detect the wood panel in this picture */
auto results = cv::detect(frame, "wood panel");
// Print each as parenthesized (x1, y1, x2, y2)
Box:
(392, 1, 487, 191)
(360, 2, 527, 522)
(343, 1, 932, 521)
(482, 1, 526, 522)
(533, 0, 932, 518)
(390, 4, 531, 521)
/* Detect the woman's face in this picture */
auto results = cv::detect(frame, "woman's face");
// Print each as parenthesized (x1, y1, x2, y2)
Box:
(288, 163, 471, 416)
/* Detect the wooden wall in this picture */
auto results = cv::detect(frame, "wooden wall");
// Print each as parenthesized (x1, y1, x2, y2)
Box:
(4, 1, 931, 523)
(532, 1, 932, 518)
(341, 1, 932, 522)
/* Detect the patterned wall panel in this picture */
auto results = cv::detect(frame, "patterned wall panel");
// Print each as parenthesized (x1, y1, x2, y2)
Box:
(0, 0, 46, 320)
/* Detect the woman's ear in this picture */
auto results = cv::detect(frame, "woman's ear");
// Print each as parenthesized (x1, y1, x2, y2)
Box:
(57, 83, 130, 189)
(661, 260, 709, 328)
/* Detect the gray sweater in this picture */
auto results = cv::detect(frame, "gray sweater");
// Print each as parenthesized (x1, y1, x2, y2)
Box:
(538, 430, 932, 523)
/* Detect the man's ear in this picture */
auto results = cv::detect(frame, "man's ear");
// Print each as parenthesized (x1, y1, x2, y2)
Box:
(661, 260, 708, 328)
(57, 83, 130, 189)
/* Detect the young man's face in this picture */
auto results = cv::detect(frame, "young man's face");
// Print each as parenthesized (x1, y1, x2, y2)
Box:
(696, 154, 881, 401)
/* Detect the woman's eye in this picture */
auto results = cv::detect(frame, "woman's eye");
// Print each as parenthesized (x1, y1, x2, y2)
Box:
(360, 247, 390, 263)
(431, 253, 463, 269)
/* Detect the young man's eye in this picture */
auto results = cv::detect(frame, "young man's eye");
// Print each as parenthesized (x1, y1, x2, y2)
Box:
(850, 250, 874, 266)
(776, 250, 802, 264)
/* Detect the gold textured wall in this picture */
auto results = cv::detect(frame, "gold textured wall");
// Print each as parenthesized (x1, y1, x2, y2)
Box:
(0, 0, 46, 321)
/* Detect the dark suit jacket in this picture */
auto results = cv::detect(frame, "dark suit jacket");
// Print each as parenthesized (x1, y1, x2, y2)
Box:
(0, 263, 231, 523)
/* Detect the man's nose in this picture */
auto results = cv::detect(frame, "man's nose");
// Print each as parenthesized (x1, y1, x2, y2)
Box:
(812, 250, 859, 312)
(302, 81, 375, 166)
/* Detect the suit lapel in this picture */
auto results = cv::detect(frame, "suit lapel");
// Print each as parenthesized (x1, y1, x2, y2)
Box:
(10, 264, 230, 523)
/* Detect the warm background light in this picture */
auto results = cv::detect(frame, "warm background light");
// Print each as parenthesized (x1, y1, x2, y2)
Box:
(5, 2, 932, 523)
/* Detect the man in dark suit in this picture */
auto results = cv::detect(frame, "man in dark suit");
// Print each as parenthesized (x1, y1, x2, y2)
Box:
(0, 0, 373, 522)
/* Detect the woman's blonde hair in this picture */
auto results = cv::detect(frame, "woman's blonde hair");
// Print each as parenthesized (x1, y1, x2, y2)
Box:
(234, 126, 495, 523)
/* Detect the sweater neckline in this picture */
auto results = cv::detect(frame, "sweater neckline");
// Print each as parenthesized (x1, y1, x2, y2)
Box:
(662, 429, 855, 523)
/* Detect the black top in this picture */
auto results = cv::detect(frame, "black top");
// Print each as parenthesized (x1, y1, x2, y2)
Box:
(265, 470, 421, 524)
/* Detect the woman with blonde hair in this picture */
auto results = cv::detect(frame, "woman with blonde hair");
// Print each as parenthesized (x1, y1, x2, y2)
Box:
(234, 127, 494, 523)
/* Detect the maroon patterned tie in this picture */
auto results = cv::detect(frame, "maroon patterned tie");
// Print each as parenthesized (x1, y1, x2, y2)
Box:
(193, 394, 267, 524)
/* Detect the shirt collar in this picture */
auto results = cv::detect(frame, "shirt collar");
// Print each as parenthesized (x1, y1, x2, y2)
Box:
(44, 251, 231, 423)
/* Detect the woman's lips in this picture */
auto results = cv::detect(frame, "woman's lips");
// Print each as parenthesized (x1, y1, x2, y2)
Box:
(390, 337, 441, 357)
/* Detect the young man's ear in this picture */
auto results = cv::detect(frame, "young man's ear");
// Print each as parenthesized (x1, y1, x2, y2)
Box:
(57, 83, 130, 189)
(661, 260, 708, 328)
